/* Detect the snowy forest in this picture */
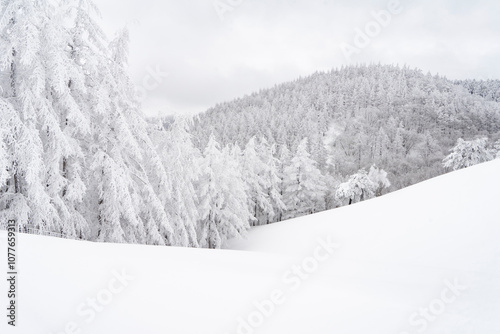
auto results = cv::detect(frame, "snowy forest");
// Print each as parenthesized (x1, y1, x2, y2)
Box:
(1, 1, 500, 249)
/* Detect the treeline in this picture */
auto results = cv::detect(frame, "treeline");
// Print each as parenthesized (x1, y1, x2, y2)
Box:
(149, 121, 394, 248)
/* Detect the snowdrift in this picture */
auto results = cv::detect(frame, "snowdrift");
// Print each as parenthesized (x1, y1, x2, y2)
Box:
(1, 160, 500, 334)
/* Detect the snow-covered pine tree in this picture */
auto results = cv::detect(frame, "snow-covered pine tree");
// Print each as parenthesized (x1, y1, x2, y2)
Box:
(240, 137, 273, 226)
(256, 137, 286, 224)
(282, 138, 326, 219)
(0, 98, 53, 229)
(151, 117, 203, 247)
(197, 136, 250, 249)
(275, 144, 291, 222)
(45, 1, 93, 238)
(373, 127, 390, 166)
(104, 26, 186, 246)
(419, 131, 442, 168)
(68, 6, 147, 243)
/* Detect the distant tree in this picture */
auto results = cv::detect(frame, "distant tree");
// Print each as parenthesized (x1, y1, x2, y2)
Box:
(495, 140, 500, 159)
(418, 131, 442, 167)
(443, 138, 493, 171)
(373, 127, 390, 166)
(368, 165, 391, 197)
(256, 138, 286, 224)
(276, 144, 291, 222)
(283, 138, 326, 219)
(240, 137, 273, 226)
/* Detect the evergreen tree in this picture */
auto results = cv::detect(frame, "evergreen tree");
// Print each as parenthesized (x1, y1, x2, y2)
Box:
(197, 136, 250, 249)
(0, 98, 53, 229)
(256, 138, 286, 224)
(240, 137, 273, 226)
(152, 117, 202, 247)
(275, 144, 291, 222)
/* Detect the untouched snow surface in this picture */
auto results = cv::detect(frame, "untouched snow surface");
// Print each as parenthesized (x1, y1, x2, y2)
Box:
(1, 160, 500, 334)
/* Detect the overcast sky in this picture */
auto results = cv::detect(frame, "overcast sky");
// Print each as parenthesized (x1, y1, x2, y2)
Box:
(95, 0, 500, 116)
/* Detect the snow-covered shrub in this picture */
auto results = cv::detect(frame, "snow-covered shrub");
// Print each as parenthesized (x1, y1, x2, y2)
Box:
(443, 138, 493, 171)
(335, 170, 377, 205)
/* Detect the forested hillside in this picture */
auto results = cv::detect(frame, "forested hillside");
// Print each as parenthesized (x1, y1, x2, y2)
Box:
(191, 65, 500, 191)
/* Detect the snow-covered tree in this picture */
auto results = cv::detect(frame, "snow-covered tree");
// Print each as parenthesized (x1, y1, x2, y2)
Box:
(418, 131, 442, 168)
(256, 138, 286, 224)
(443, 138, 494, 171)
(239, 137, 275, 226)
(152, 117, 202, 247)
(0, 98, 54, 229)
(197, 136, 250, 249)
(283, 138, 326, 219)
(335, 169, 377, 205)
(275, 144, 291, 222)
(85, 29, 152, 243)
(0, 0, 88, 234)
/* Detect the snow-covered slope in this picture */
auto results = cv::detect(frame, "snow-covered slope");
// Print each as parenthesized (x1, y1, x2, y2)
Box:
(2, 160, 500, 334)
